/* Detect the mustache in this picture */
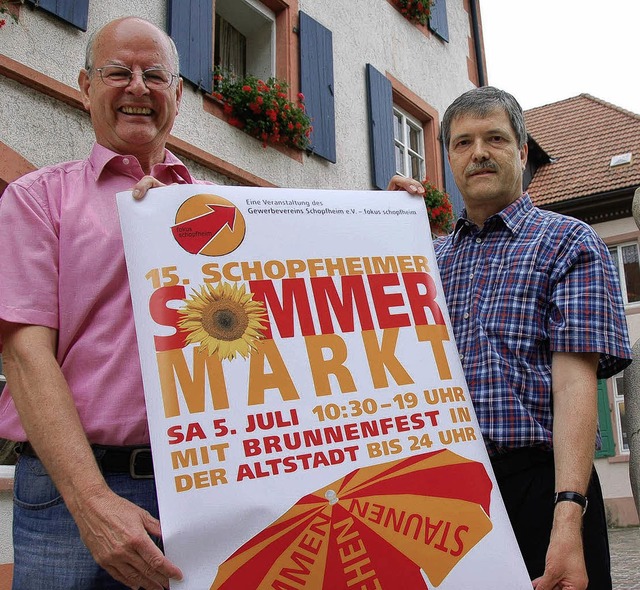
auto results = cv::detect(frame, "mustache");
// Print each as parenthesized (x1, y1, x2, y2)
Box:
(465, 161, 498, 175)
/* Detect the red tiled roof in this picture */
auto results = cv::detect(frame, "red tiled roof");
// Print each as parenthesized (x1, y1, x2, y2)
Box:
(524, 94, 640, 207)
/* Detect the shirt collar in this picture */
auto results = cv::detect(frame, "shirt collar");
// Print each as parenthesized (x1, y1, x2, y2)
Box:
(497, 193, 534, 235)
(451, 193, 533, 244)
(88, 143, 194, 183)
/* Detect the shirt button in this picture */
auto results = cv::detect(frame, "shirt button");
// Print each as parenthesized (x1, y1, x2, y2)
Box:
(475, 237, 482, 244)
(459, 353, 464, 360)
(463, 312, 470, 319)
(122, 158, 130, 165)
(469, 273, 474, 279)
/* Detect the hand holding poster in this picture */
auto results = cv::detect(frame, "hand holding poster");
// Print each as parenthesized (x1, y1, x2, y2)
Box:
(117, 185, 531, 589)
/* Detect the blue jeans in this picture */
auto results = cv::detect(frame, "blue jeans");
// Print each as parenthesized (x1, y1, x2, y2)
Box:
(12, 453, 161, 590)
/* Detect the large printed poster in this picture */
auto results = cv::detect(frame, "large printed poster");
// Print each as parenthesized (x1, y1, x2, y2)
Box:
(117, 185, 531, 589)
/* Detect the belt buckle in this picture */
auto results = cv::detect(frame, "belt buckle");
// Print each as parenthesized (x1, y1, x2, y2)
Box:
(129, 448, 154, 479)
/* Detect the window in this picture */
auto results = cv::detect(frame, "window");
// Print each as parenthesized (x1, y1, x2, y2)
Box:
(215, 0, 276, 81)
(394, 107, 425, 181)
(613, 375, 629, 453)
(366, 65, 442, 190)
(168, 0, 298, 94)
(608, 242, 640, 304)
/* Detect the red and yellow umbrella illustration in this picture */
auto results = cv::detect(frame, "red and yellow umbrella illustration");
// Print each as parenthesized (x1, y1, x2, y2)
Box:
(211, 449, 493, 589)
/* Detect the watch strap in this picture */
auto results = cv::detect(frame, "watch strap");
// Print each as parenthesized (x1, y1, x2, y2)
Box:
(554, 491, 588, 515)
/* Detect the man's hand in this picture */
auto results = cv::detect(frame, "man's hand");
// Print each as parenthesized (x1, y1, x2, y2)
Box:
(131, 176, 168, 200)
(386, 175, 425, 195)
(73, 485, 183, 589)
(2, 323, 182, 589)
(531, 504, 587, 590)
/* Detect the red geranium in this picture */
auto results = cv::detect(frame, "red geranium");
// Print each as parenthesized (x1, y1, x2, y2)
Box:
(421, 178, 454, 235)
(213, 67, 312, 150)
(392, 0, 432, 26)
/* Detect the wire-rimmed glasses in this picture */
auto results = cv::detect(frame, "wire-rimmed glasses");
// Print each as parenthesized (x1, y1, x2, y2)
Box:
(94, 65, 178, 90)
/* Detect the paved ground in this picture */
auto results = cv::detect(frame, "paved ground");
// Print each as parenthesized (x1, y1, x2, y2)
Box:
(610, 526, 640, 589)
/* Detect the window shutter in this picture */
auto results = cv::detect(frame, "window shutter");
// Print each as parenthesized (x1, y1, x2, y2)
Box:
(596, 379, 615, 458)
(167, 0, 213, 93)
(442, 146, 464, 219)
(429, 0, 449, 42)
(366, 64, 395, 190)
(299, 12, 336, 163)
(26, 0, 89, 31)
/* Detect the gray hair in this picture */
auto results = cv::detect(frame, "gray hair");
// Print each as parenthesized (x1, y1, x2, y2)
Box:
(84, 17, 180, 75)
(441, 86, 527, 149)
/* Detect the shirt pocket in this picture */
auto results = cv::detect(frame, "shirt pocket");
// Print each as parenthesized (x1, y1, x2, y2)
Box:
(477, 257, 550, 348)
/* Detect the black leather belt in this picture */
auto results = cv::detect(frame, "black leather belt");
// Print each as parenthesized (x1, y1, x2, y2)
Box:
(18, 441, 154, 479)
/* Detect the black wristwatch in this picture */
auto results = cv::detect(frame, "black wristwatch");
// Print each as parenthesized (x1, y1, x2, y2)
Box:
(554, 491, 588, 515)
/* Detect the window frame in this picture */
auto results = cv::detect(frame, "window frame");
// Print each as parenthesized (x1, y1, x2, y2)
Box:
(389, 74, 443, 188)
(246, 0, 298, 92)
(214, 0, 277, 81)
(612, 374, 629, 454)
(608, 241, 640, 306)
(393, 106, 426, 181)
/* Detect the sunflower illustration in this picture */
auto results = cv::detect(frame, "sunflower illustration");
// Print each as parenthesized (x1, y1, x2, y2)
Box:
(178, 282, 268, 361)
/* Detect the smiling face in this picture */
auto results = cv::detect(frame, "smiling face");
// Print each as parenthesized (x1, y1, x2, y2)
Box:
(447, 108, 528, 225)
(78, 18, 182, 173)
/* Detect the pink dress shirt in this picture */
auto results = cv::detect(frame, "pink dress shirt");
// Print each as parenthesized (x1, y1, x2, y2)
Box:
(0, 143, 202, 445)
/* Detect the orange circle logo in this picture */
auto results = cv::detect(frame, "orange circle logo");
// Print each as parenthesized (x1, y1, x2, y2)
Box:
(172, 194, 246, 256)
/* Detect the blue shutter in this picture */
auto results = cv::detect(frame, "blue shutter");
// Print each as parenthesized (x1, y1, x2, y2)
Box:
(366, 64, 395, 190)
(429, 0, 449, 42)
(27, 0, 89, 31)
(442, 146, 464, 218)
(299, 12, 336, 163)
(167, 0, 213, 93)
(596, 379, 616, 458)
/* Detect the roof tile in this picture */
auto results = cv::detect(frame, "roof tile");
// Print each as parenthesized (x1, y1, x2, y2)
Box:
(524, 95, 640, 207)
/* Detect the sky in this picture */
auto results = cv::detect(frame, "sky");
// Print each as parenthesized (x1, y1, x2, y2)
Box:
(478, 0, 640, 114)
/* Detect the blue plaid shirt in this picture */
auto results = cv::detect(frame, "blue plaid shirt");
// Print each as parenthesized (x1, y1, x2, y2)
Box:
(434, 194, 632, 455)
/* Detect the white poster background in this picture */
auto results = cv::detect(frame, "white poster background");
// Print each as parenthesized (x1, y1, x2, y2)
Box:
(117, 185, 531, 589)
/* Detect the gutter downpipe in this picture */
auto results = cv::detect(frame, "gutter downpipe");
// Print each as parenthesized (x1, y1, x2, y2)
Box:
(469, 0, 487, 87)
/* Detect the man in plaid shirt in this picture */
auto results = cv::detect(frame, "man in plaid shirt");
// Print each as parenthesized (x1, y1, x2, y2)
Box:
(391, 86, 632, 590)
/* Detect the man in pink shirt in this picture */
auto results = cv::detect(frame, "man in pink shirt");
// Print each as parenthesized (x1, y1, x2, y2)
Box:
(0, 15, 424, 589)
(0, 16, 192, 590)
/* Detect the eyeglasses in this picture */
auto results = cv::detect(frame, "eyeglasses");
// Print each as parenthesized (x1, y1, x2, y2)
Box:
(94, 65, 178, 90)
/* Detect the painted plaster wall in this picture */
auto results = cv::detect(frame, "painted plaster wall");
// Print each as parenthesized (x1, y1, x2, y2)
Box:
(0, 0, 475, 189)
(0, 78, 94, 168)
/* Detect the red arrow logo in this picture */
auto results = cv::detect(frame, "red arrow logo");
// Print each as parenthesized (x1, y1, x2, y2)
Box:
(171, 204, 236, 254)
